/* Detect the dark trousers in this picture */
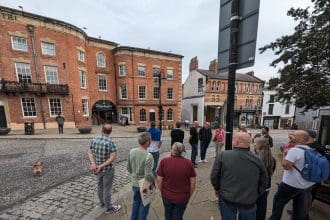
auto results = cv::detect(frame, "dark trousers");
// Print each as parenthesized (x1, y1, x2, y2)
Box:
(150, 151, 159, 176)
(58, 125, 63, 134)
(162, 197, 187, 220)
(270, 182, 306, 220)
(190, 143, 198, 164)
(97, 168, 114, 209)
(256, 190, 269, 220)
(200, 141, 209, 160)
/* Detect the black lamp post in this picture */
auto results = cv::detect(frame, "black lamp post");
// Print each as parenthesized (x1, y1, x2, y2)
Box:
(158, 69, 165, 131)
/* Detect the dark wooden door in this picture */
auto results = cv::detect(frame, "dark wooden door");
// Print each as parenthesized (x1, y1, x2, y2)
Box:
(0, 106, 7, 128)
(150, 112, 155, 122)
(193, 106, 198, 122)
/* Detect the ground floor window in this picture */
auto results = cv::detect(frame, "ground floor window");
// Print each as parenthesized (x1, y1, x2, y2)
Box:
(49, 98, 62, 116)
(121, 107, 132, 121)
(82, 99, 89, 116)
(167, 108, 173, 121)
(21, 97, 36, 117)
(140, 109, 146, 122)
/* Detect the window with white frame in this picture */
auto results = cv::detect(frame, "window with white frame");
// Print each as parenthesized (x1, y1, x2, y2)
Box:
(153, 67, 160, 77)
(138, 65, 146, 76)
(77, 50, 85, 62)
(119, 64, 126, 76)
(167, 88, 173, 99)
(79, 70, 87, 89)
(82, 99, 89, 116)
(167, 108, 173, 121)
(211, 81, 216, 91)
(41, 42, 55, 55)
(140, 109, 146, 121)
(97, 53, 106, 67)
(12, 36, 28, 51)
(121, 107, 132, 121)
(216, 82, 220, 91)
(167, 69, 173, 80)
(21, 97, 36, 117)
(98, 74, 107, 91)
(44, 66, 59, 84)
(153, 87, 159, 99)
(49, 98, 62, 116)
(15, 62, 32, 83)
(139, 86, 146, 99)
(120, 84, 128, 99)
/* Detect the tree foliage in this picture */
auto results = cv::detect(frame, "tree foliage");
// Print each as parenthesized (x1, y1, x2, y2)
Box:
(260, 0, 330, 110)
(268, 77, 280, 89)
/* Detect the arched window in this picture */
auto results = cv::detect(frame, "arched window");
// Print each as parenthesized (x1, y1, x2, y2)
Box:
(139, 109, 146, 121)
(96, 53, 106, 67)
(167, 108, 173, 121)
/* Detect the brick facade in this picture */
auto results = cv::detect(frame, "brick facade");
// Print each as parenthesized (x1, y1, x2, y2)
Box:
(0, 6, 183, 130)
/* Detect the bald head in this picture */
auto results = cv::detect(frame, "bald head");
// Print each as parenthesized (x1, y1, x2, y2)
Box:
(102, 123, 112, 135)
(292, 130, 309, 145)
(232, 132, 251, 148)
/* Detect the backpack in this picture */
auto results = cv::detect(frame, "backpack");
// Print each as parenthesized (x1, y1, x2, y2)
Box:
(293, 146, 330, 183)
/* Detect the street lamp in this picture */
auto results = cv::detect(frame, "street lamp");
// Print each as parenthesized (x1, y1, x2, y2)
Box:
(157, 69, 166, 131)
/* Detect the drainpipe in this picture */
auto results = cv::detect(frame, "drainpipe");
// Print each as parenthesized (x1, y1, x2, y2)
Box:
(27, 25, 46, 129)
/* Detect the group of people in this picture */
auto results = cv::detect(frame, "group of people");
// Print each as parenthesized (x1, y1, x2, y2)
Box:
(87, 122, 196, 220)
(87, 121, 327, 220)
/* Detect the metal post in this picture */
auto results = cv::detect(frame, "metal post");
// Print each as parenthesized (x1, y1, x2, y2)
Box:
(158, 70, 163, 131)
(27, 25, 46, 129)
(225, 0, 239, 150)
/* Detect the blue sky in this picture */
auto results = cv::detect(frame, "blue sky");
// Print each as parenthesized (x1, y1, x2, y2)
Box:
(0, 0, 312, 82)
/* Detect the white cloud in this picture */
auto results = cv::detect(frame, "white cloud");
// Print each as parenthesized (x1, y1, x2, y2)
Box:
(0, 0, 312, 82)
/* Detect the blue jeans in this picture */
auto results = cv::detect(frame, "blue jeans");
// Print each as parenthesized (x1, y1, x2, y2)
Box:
(162, 196, 188, 220)
(270, 182, 306, 220)
(200, 141, 209, 160)
(130, 186, 150, 220)
(256, 190, 269, 220)
(150, 151, 159, 176)
(219, 197, 256, 220)
(190, 143, 198, 164)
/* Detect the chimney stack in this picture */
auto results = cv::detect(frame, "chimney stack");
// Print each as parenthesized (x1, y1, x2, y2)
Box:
(189, 57, 199, 72)
(209, 59, 217, 73)
(246, 71, 254, 76)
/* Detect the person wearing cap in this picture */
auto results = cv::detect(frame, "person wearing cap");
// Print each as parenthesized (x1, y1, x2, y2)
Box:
(157, 142, 196, 220)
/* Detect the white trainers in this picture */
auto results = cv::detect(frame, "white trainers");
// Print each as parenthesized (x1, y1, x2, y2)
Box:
(197, 160, 203, 163)
(203, 159, 208, 163)
(105, 204, 122, 213)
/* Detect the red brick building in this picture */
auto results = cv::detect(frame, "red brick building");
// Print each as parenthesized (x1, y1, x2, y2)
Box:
(0, 6, 183, 130)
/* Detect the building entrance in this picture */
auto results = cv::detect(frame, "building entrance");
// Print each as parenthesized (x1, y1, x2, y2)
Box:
(92, 100, 117, 125)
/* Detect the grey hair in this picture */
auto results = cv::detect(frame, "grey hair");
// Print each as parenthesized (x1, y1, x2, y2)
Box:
(138, 132, 151, 145)
(172, 142, 186, 157)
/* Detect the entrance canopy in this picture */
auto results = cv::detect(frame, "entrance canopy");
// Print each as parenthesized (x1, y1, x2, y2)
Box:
(92, 100, 116, 112)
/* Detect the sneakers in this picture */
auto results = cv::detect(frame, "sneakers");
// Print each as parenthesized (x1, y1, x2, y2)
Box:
(197, 159, 203, 163)
(105, 204, 122, 213)
(203, 159, 208, 163)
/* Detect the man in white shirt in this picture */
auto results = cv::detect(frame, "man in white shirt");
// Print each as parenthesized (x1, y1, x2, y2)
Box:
(270, 130, 315, 220)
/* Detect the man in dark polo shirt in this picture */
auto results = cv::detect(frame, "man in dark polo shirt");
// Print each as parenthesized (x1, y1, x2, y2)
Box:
(170, 121, 185, 147)
(87, 123, 121, 213)
(157, 142, 196, 220)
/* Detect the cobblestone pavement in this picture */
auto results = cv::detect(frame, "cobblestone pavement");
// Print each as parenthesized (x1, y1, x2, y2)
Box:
(0, 139, 176, 220)
(0, 131, 289, 219)
(0, 138, 173, 210)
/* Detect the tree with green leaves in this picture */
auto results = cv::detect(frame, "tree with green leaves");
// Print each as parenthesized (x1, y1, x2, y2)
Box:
(260, 0, 330, 110)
